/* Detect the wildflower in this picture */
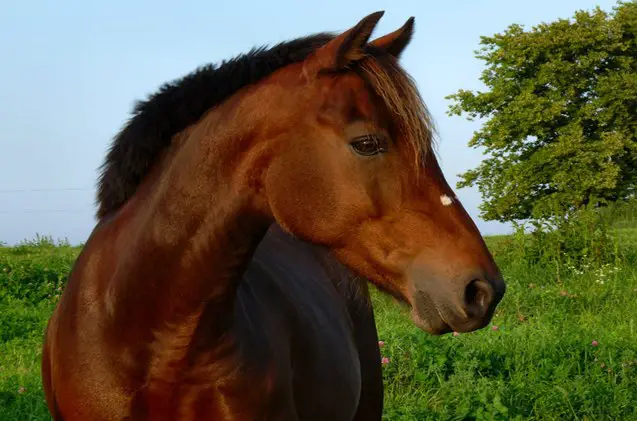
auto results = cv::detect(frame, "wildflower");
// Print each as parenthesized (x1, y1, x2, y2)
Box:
(381, 357, 390, 365)
(492, 325, 499, 331)
(592, 340, 599, 347)
(378, 341, 385, 347)
(452, 331, 459, 337)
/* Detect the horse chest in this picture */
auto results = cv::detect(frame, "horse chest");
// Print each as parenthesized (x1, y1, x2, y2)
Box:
(286, 312, 362, 420)
(231, 268, 364, 421)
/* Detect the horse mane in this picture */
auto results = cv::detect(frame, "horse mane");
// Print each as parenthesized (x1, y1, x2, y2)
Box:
(96, 33, 435, 219)
(96, 33, 334, 218)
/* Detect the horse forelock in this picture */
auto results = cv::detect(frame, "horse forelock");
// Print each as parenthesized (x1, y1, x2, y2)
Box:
(355, 49, 437, 172)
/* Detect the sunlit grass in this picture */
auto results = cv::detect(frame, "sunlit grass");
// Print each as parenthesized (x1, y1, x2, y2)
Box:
(1, 231, 636, 420)
(373, 261, 637, 420)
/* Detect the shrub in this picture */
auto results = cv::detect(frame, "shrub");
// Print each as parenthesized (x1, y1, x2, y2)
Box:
(0, 240, 77, 306)
(489, 200, 637, 280)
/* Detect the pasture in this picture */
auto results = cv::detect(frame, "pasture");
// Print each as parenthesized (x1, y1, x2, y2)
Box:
(2, 218, 637, 420)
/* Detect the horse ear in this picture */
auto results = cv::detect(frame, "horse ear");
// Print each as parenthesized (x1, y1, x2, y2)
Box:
(369, 17, 415, 58)
(305, 11, 384, 74)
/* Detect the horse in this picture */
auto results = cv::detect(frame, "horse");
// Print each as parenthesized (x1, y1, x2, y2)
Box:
(42, 12, 506, 420)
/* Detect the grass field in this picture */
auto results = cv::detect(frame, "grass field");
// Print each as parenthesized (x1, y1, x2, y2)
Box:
(1, 228, 637, 420)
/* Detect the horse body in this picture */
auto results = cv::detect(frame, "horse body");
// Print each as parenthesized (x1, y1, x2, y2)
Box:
(43, 12, 506, 420)
(43, 224, 382, 421)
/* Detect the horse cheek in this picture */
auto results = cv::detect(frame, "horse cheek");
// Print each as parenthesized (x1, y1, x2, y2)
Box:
(265, 163, 350, 243)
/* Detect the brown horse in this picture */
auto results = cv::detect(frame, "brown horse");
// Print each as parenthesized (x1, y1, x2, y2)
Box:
(42, 12, 505, 420)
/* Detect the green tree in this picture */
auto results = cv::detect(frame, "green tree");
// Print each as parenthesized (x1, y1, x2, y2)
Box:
(447, 1, 637, 222)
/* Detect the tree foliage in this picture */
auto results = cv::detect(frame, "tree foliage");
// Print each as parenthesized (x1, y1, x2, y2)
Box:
(447, 1, 637, 222)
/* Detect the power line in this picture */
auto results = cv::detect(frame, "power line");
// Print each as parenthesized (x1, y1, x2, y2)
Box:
(0, 207, 95, 215)
(0, 187, 93, 193)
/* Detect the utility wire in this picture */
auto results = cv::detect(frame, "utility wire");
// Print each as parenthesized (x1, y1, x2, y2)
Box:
(0, 187, 93, 193)
(0, 207, 94, 215)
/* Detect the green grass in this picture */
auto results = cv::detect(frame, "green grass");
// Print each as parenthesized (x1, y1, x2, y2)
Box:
(1, 234, 637, 420)
(372, 251, 637, 420)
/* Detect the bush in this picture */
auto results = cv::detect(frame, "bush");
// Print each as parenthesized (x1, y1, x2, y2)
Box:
(0, 238, 77, 306)
(489, 200, 637, 280)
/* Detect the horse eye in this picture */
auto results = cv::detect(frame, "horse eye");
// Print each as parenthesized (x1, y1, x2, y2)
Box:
(350, 135, 388, 156)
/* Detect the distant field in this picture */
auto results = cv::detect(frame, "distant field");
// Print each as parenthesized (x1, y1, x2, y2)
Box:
(1, 232, 637, 420)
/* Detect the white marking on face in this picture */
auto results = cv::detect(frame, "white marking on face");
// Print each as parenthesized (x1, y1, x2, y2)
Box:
(440, 194, 454, 206)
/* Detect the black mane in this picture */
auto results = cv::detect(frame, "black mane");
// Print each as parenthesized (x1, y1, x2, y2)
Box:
(96, 33, 334, 218)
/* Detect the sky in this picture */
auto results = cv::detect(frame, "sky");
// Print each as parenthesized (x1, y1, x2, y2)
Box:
(0, 0, 620, 245)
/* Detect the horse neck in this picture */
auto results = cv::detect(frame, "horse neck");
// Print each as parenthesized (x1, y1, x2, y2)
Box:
(104, 99, 271, 346)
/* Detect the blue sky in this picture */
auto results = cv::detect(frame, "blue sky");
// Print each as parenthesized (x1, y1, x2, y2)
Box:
(0, 0, 619, 245)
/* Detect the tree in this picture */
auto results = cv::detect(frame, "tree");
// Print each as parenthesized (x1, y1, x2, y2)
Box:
(446, 1, 637, 222)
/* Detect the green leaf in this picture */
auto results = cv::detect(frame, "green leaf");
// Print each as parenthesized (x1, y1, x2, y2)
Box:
(446, 2, 637, 222)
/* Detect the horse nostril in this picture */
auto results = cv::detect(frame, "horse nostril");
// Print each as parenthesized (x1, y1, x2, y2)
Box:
(464, 279, 493, 318)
